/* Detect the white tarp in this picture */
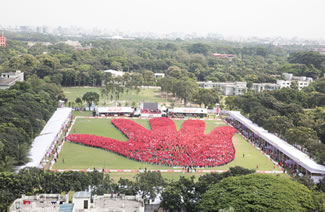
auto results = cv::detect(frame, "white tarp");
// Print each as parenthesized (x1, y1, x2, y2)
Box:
(97, 107, 134, 113)
(170, 107, 207, 114)
(20, 108, 72, 169)
(227, 111, 325, 175)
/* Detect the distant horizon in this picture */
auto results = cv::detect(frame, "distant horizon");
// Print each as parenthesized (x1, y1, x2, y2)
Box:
(1, 0, 325, 40)
(2, 25, 324, 42)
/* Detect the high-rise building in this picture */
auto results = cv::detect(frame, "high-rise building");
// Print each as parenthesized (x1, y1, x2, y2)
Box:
(0, 32, 6, 47)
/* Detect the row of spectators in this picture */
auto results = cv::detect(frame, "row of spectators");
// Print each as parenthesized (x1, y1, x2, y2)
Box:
(225, 118, 303, 176)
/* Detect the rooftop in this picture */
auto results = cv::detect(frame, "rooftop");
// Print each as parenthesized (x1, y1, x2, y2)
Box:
(10, 194, 68, 212)
(92, 195, 143, 211)
(73, 191, 91, 199)
(0, 77, 16, 85)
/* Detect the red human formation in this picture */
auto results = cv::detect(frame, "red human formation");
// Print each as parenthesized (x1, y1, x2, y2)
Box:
(66, 118, 237, 167)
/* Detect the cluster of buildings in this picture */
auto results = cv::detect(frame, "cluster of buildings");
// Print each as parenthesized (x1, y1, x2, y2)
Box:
(96, 102, 219, 118)
(10, 192, 145, 212)
(0, 70, 24, 89)
(198, 73, 314, 96)
(0, 32, 6, 47)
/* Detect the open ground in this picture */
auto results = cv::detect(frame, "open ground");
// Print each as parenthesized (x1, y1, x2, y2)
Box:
(63, 87, 173, 107)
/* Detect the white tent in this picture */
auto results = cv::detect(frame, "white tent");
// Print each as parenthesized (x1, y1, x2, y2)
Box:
(97, 107, 134, 114)
(20, 108, 72, 169)
(226, 111, 325, 175)
(170, 107, 207, 114)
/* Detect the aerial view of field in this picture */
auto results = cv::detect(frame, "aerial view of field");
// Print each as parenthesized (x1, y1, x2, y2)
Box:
(53, 117, 280, 176)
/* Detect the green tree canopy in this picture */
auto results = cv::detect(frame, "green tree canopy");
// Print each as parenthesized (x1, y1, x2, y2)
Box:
(82, 91, 100, 107)
(198, 174, 316, 211)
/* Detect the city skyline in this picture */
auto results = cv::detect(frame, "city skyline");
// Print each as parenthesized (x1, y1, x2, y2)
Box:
(1, 0, 325, 40)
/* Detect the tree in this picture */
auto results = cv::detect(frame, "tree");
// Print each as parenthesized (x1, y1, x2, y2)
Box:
(285, 126, 318, 148)
(160, 185, 183, 211)
(167, 66, 187, 79)
(198, 174, 316, 211)
(101, 78, 124, 103)
(75, 97, 83, 108)
(175, 78, 199, 106)
(142, 70, 155, 86)
(195, 166, 255, 196)
(82, 92, 100, 108)
(288, 51, 325, 71)
(263, 116, 294, 136)
(158, 76, 176, 94)
(110, 61, 122, 71)
(290, 80, 299, 90)
(188, 43, 209, 55)
(135, 171, 166, 203)
(195, 88, 219, 108)
(118, 178, 137, 195)
(161, 176, 197, 212)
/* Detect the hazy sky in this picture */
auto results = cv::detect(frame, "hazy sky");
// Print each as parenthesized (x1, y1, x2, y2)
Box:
(1, 0, 325, 39)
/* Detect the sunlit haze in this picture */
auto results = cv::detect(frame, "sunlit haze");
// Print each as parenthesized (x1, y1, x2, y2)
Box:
(1, 0, 325, 39)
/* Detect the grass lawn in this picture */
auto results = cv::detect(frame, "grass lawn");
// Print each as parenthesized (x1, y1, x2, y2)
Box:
(63, 87, 171, 107)
(54, 118, 280, 174)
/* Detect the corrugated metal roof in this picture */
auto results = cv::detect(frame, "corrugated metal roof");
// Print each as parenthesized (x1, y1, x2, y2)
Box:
(59, 203, 73, 212)
(73, 191, 91, 199)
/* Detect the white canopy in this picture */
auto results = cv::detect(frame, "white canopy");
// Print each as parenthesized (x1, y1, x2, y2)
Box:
(97, 107, 134, 113)
(170, 107, 207, 114)
(227, 111, 325, 175)
(20, 108, 72, 169)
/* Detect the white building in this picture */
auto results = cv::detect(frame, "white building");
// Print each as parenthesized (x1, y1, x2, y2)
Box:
(154, 73, 165, 80)
(169, 107, 208, 118)
(73, 192, 91, 210)
(10, 192, 145, 212)
(104, 69, 125, 78)
(276, 73, 313, 90)
(251, 83, 281, 92)
(96, 106, 135, 116)
(10, 194, 70, 212)
(197, 81, 247, 96)
(73, 192, 145, 212)
(0, 70, 24, 89)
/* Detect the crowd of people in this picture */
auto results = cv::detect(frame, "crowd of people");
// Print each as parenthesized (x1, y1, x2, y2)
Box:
(66, 117, 237, 167)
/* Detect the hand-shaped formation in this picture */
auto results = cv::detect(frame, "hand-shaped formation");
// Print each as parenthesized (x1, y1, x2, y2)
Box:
(66, 118, 236, 167)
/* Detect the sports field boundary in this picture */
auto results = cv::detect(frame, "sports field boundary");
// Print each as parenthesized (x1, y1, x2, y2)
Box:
(51, 168, 283, 174)
(50, 116, 284, 173)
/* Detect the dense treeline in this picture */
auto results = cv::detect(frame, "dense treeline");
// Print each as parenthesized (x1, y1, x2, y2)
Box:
(1, 33, 325, 88)
(0, 77, 64, 171)
(0, 34, 296, 87)
(1, 33, 325, 107)
(2, 167, 324, 211)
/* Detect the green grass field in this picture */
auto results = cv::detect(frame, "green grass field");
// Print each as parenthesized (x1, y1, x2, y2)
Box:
(53, 118, 280, 174)
(63, 87, 171, 107)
